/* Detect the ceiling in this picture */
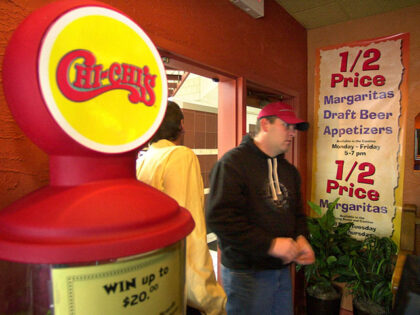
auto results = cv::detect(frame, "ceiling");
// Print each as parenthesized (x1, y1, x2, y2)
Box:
(274, 0, 420, 29)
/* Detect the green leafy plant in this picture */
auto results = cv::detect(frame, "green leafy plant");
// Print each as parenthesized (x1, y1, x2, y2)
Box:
(298, 198, 362, 300)
(346, 235, 397, 315)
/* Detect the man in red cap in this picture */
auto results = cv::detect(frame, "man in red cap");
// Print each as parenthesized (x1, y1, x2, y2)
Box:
(206, 101, 314, 315)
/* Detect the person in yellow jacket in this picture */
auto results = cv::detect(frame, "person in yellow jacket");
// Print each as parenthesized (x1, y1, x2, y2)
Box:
(136, 101, 227, 315)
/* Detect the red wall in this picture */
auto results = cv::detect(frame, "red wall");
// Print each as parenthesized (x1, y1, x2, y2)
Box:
(0, 0, 307, 209)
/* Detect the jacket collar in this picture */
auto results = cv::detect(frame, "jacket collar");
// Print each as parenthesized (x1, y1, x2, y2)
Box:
(150, 139, 176, 149)
(240, 134, 285, 160)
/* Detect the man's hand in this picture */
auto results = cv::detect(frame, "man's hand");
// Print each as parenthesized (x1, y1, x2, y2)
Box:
(268, 237, 298, 264)
(294, 235, 315, 265)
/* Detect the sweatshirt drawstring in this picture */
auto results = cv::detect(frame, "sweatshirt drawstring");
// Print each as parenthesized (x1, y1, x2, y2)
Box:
(267, 158, 282, 201)
(273, 158, 282, 196)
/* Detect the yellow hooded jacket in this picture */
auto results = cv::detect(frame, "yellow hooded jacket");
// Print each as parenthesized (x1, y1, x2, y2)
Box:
(136, 139, 227, 315)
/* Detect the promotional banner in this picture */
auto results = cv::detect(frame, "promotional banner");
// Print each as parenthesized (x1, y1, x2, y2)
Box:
(52, 243, 185, 315)
(311, 33, 409, 244)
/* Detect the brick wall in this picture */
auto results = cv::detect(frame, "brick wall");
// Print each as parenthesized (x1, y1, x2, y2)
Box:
(182, 108, 218, 189)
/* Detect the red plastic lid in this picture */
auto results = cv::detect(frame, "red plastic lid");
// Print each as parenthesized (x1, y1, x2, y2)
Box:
(0, 0, 193, 264)
(0, 179, 194, 264)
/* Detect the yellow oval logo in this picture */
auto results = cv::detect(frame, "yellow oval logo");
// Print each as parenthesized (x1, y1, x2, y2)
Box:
(39, 7, 167, 153)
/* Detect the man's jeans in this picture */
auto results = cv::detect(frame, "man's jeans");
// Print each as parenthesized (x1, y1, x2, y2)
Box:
(221, 265, 292, 315)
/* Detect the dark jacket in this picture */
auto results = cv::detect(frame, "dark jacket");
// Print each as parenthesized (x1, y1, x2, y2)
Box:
(206, 134, 308, 270)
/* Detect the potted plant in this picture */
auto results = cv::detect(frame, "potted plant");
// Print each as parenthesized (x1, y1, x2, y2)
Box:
(346, 235, 397, 315)
(298, 198, 362, 315)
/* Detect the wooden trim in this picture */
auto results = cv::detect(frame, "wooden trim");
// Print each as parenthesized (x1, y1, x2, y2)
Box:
(236, 77, 246, 144)
(159, 49, 235, 81)
(218, 78, 241, 157)
(400, 204, 417, 252)
(392, 251, 409, 295)
(392, 204, 418, 305)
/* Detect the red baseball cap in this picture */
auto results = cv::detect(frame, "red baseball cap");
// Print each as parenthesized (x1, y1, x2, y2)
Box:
(257, 102, 309, 131)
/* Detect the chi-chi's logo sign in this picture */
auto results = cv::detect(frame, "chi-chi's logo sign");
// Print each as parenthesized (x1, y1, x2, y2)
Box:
(38, 6, 167, 153)
(57, 49, 156, 106)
